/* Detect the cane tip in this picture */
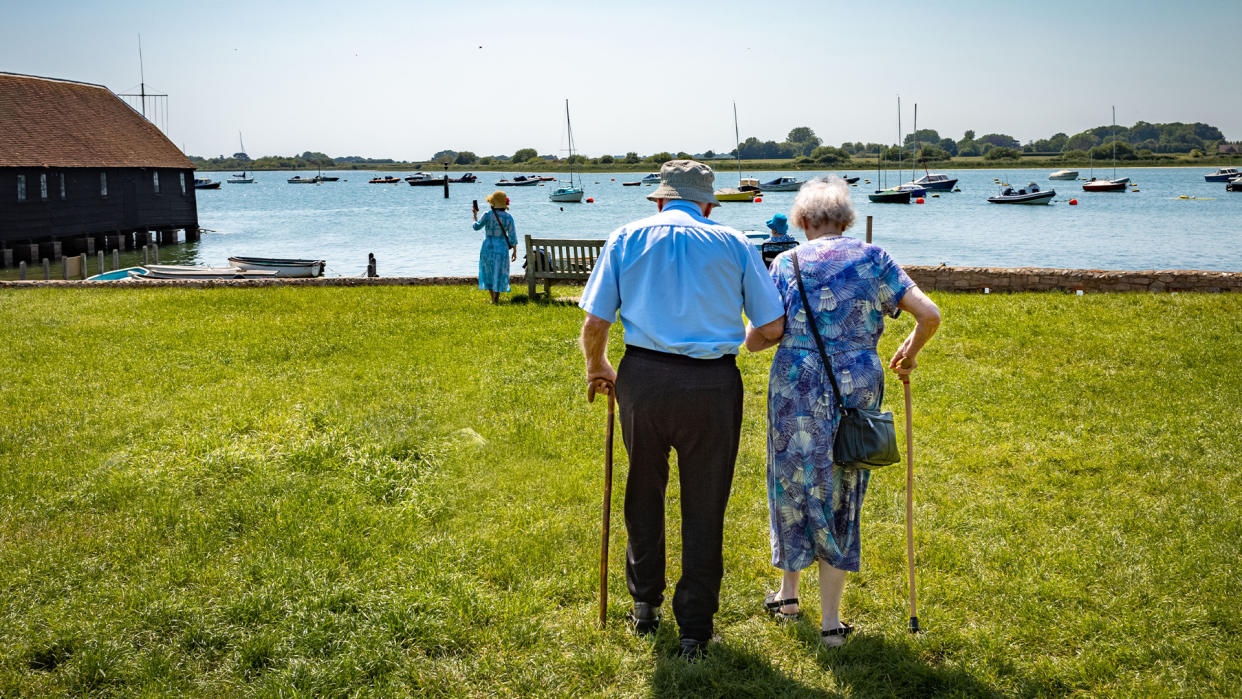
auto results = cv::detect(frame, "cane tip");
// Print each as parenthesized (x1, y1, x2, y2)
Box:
(909, 616, 921, 634)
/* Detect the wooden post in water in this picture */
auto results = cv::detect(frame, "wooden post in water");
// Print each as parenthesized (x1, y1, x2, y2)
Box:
(79, 253, 88, 279)
(19, 261, 27, 280)
(113, 249, 120, 270)
(98, 250, 104, 275)
(62, 257, 69, 280)
(42, 258, 50, 280)
(443, 175, 449, 198)
(152, 243, 159, 264)
(143, 245, 149, 265)
(866, 215, 873, 244)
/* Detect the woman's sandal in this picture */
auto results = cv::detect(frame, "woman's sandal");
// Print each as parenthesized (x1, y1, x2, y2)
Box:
(763, 591, 801, 621)
(820, 623, 855, 648)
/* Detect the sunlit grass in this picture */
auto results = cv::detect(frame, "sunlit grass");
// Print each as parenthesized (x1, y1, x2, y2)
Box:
(0, 286, 1239, 696)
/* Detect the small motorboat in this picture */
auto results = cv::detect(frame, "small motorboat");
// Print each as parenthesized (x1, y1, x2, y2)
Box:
(369, 176, 401, 184)
(135, 265, 280, 280)
(495, 175, 541, 187)
(227, 256, 326, 277)
(1227, 177, 1242, 192)
(758, 176, 804, 192)
(1049, 169, 1079, 180)
(868, 189, 912, 204)
(227, 172, 254, 184)
(1082, 177, 1129, 192)
(86, 266, 149, 281)
(714, 187, 757, 202)
(288, 175, 320, 184)
(1205, 167, 1242, 182)
(621, 181, 642, 186)
(406, 172, 443, 186)
(318, 174, 340, 182)
(450, 173, 478, 183)
(909, 173, 958, 190)
(640, 173, 661, 184)
(988, 182, 1055, 205)
(533, 175, 557, 182)
(892, 183, 928, 197)
(193, 177, 221, 190)
(841, 175, 860, 184)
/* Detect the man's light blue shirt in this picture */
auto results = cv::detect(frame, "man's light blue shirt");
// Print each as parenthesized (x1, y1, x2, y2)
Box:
(579, 199, 785, 359)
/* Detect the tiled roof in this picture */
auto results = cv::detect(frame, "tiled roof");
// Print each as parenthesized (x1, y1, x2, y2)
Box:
(0, 72, 193, 169)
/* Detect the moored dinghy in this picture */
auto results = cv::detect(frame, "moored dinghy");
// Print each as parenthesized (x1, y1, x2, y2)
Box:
(1049, 169, 1079, 180)
(988, 182, 1055, 204)
(227, 256, 326, 277)
(134, 265, 280, 280)
(757, 176, 804, 192)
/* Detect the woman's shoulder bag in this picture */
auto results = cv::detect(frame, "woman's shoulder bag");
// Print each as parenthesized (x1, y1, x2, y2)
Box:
(792, 251, 900, 470)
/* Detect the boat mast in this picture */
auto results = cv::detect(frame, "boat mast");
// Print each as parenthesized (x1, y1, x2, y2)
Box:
(565, 99, 576, 189)
(897, 95, 903, 182)
(913, 103, 918, 183)
(733, 100, 743, 185)
(1111, 105, 1117, 180)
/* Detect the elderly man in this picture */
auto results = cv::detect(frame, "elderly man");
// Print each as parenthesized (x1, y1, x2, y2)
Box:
(579, 160, 784, 660)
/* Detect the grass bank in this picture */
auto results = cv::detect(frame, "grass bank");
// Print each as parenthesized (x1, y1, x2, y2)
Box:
(1, 287, 1239, 696)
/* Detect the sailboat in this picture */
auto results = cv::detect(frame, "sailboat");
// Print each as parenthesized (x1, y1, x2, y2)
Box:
(905, 105, 958, 191)
(549, 99, 585, 203)
(227, 132, 255, 183)
(871, 97, 912, 203)
(715, 101, 759, 202)
(1083, 106, 1129, 192)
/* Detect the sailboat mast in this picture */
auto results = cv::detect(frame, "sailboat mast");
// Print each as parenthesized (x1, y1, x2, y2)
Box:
(733, 100, 742, 183)
(1111, 105, 1117, 180)
(913, 103, 918, 182)
(565, 99, 576, 188)
(897, 95, 903, 179)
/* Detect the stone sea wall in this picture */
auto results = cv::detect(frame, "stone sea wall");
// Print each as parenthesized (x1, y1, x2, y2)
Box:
(2, 268, 1240, 292)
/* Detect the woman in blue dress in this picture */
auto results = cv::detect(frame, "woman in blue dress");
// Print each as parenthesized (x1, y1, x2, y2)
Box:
(745, 176, 941, 646)
(473, 190, 517, 304)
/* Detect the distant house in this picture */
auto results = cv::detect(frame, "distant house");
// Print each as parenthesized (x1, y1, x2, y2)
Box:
(1218, 143, 1239, 155)
(0, 72, 198, 265)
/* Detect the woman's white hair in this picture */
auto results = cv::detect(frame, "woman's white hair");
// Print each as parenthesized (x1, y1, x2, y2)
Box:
(789, 176, 856, 232)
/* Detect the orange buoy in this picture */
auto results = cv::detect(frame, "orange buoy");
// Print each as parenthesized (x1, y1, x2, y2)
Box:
(1069, 199, 1078, 205)
(916, 198, 924, 204)
(754, 196, 763, 203)
(586, 198, 594, 203)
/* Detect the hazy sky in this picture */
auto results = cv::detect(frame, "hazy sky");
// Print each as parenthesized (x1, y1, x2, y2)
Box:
(4, 1, 1240, 160)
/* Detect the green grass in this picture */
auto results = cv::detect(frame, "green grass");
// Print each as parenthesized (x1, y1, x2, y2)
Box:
(0, 286, 1239, 696)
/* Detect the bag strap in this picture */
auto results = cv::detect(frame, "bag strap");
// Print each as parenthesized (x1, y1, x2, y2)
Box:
(491, 210, 514, 248)
(792, 251, 848, 414)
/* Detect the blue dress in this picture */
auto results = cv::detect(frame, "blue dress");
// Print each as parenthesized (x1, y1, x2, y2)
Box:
(473, 209, 516, 292)
(765, 236, 914, 572)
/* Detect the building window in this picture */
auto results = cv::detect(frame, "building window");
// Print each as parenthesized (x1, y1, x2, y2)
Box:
(17, 174, 26, 202)
(100, 172, 108, 197)
(40, 173, 48, 200)
(181, 172, 187, 195)
(153, 171, 160, 194)
(60, 173, 66, 200)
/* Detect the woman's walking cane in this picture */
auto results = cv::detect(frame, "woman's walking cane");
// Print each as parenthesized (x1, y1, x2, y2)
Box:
(588, 378, 616, 629)
(899, 358, 920, 634)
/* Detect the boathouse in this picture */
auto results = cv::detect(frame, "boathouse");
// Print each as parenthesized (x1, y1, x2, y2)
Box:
(0, 72, 198, 268)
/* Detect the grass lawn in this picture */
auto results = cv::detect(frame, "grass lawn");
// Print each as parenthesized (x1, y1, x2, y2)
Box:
(0, 286, 1239, 697)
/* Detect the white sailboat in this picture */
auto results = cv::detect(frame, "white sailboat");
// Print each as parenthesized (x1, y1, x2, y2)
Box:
(549, 99, 585, 203)
(715, 101, 758, 202)
(227, 132, 255, 184)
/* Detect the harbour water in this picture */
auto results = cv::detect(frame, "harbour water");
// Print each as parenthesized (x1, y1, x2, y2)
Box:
(190, 167, 1242, 276)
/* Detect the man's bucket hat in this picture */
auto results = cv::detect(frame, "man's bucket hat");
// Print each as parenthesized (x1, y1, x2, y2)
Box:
(646, 160, 718, 206)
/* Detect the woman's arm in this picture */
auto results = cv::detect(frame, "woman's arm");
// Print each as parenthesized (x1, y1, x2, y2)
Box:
(745, 315, 784, 352)
(506, 213, 517, 261)
(889, 286, 941, 376)
(472, 211, 488, 231)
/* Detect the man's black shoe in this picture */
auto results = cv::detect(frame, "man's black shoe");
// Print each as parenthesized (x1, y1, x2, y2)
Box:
(678, 637, 709, 662)
(628, 602, 660, 637)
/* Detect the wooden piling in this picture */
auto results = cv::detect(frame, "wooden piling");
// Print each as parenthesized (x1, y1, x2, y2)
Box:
(62, 257, 69, 280)
(42, 258, 50, 280)
(152, 243, 159, 264)
(113, 249, 120, 270)
(143, 245, 149, 265)
(443, 175, 449, 199)
(97, 251, 104, 275)
(1, 248, 11, 269)
(19, 261, 27, 280)
(866, 215, 873, 244)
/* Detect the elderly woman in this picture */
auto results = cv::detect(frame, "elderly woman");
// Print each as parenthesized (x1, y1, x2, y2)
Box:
(473, 190, 518, 304)
(745, 176, 941, 647)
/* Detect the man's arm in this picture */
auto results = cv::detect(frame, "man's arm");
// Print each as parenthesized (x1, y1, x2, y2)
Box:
(744, 315, 784, 352)
(580, 313, 617, 387)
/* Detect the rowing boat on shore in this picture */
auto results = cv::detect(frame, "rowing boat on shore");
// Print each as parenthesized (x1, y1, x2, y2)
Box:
(134, 265, 280, 280)
(227, 256, 325, 277)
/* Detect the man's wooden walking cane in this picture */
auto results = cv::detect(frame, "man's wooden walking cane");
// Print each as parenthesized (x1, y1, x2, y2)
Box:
(588, 378, 616, 629)
(899, 358, 920, 634)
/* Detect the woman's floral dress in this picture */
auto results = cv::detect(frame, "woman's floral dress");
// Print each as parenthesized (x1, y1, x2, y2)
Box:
(473, 209, 516, 292)
(766, 236, 914, 572)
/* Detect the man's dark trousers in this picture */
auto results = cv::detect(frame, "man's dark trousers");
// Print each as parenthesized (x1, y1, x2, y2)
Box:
(615, 345, 743, 642)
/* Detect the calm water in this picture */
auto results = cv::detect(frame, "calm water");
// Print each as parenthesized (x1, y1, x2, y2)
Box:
(189, 167, 1242, 276)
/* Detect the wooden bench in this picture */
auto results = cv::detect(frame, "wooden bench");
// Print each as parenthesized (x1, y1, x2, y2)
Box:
(524, 235, 605, 298)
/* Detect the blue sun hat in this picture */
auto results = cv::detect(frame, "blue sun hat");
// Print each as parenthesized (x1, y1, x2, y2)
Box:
(765, 212, 789, 236)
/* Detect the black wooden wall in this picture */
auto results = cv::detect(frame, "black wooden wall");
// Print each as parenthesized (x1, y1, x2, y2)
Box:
(0, 167, 198, 244)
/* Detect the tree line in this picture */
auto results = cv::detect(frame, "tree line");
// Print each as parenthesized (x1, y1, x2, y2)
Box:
(189, 121, 1234, 170)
